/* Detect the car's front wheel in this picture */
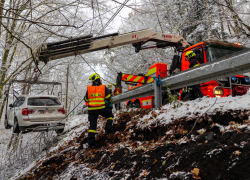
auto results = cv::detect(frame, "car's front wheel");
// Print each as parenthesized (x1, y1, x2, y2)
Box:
(4, 115, 11, 129)
(13, 118, 21, 133)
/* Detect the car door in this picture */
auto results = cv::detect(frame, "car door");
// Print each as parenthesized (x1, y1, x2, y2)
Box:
(14, 97, 26, 123)
(8, 98, 19, 126)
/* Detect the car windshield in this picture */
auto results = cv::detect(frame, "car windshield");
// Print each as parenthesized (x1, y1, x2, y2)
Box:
(28, 97, 61, 106)
(206, 45, 244, 62)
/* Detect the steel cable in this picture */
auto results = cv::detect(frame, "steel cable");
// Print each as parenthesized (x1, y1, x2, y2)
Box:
(97, 0, 130, 36)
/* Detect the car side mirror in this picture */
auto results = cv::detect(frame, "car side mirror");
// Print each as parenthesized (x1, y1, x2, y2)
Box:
(9, 104, 13, 108)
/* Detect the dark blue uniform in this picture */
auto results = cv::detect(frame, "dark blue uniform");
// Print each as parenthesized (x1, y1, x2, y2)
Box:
(189, 59, 204, 99)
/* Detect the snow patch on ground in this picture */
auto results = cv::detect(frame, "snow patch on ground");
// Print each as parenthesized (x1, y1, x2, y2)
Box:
(135, 94, 250, 129)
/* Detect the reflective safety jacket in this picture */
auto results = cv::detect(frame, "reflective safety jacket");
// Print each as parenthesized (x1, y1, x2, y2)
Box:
(84, 82, 112, 113)
(88, 85, 105, 107)
(189, 59, 200, 68)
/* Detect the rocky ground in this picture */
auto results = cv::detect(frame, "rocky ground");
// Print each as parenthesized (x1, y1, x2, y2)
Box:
(17, 105, 250, 180)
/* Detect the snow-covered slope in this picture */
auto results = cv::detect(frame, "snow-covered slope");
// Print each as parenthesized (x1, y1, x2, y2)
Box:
(2, 92, 250, 179)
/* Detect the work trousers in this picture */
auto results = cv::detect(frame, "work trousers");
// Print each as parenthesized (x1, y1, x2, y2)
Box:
(190, 84, 204, 100)
(88, 108, 114, 146)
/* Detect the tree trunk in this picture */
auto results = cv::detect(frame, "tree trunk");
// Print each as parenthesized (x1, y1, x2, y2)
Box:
(65, 64, 69, 115)
(0, 0, 6, 36)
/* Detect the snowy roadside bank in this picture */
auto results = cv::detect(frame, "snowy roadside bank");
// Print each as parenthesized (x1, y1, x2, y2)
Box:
(13, 93, 250, 180)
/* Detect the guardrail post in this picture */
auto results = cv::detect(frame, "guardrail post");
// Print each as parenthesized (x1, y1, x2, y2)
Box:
(154, 77, 162, 108)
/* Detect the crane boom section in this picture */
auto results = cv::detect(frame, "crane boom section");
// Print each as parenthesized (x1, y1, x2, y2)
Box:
(35, 29, 190, 64)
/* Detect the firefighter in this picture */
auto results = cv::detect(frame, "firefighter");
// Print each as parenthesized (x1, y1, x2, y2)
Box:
(185, 50, 204, 100)
(113, 83, 121, 110)
(84, 73, 113, 148)
(113, 83, 121, 95)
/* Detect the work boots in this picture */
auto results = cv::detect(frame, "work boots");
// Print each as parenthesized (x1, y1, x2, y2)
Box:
(105, 120, 113, 135)
(88, 132, 96, 148)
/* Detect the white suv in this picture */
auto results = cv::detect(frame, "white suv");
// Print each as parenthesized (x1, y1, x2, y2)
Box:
(5, 95, 65, 134)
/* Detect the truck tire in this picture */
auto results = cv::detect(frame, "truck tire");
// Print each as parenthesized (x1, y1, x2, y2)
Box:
(182, 93, 192, 102)
(4, 115, 11, 129)
(127, 102, 133, 108)
(134, 102, 141, 108)
(13, 118, 21, 133)
(162, 98, 169, 105)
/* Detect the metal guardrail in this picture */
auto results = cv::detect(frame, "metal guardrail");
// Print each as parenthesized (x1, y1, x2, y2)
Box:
(113, 48, 250, 105)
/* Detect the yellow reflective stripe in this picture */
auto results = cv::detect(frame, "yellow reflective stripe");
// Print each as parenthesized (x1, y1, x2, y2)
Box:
(84, 97, 89, 102)
(107, 117, 113, 121)
(147, 78, 154, 83)
(133, 76, 142, 82)
(193, 64, 199, 67)
(126, 75, 134, 81)
(88, 106, 106, 110)
(122, 74, 126, 78)
(89, 102, 105, 105)
(89, 130, 96, 133)
(105, 94, 111, 99)
(147, 67, 156, 76)
(90, 93, 102, 97)
(142, 99, 151, 102)
(89, 98, 104, 101)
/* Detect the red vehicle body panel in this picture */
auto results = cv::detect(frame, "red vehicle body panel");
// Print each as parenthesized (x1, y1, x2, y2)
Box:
(126, 63, 167, 109)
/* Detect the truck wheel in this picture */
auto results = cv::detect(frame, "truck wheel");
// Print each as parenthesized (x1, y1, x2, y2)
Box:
(13, 118, 21, 133)
(126, 102, 133, 108)
(183, 93, 192, 102)
(162, 98, 169, 105)
(134, 102, 141, 108)
(4, 115, 11, 129)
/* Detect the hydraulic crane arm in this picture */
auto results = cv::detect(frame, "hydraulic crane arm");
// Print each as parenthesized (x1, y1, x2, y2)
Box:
(34, 29, 190, 64)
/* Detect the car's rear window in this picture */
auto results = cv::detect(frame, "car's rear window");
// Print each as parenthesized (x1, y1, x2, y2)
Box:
(28, 97, 61, 106)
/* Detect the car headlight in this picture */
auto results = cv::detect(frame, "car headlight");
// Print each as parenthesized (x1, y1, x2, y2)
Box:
(214, 89, 224, 95)
(245, 76, 249, 83)
(232, 76, 236, 81)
